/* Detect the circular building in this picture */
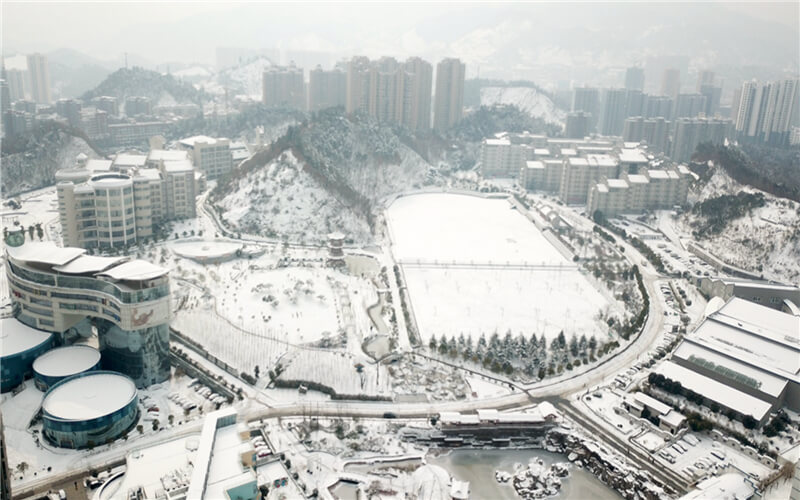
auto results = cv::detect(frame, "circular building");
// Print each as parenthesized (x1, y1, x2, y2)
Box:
(42, 371, 138, 449)
(33, 345, 101, 392)
(0, 317, 54, 392)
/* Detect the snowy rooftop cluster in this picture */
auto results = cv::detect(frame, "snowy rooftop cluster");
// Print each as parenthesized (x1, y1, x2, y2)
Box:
(8, 241, 168, 282)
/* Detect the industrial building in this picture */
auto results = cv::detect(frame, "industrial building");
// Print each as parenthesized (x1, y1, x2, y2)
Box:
(656, 298, 800, 425)
(697, 276, 800, 313)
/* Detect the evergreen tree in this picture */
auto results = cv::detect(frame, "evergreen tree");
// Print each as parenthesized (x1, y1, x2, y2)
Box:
(589, 335, 598, 355)
(478, 333, 488, 349)
(429, 336, 437, 350)
(557, 330, 566, 349)
(569, 335, 579, 358)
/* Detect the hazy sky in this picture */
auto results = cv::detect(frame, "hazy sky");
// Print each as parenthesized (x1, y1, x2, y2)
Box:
(3, 2, 798, 63)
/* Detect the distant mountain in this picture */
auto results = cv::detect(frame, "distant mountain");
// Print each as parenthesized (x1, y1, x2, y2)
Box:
(203, 56, 273, 98)
(81, 67, 207, 107)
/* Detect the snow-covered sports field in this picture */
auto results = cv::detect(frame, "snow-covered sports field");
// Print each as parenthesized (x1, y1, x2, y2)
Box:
(386, 193, 610, 342)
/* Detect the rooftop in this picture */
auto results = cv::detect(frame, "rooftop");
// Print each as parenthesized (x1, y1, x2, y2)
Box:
(619, 149, 648, 164)
(656, 361, 773, 420)
(632, 391, 672, 415)
(43, 372, 137, 421)
(179, 135, 226, 147)
(607, 179, 629, 189)
(627, 174, 649, 184)
(97, 260, 169, 281)
(0, 317, 52, 358)
(33, 345, 101, 378)
(112, 154, 147, 168)
(485, 138, 511, 146)
(86, 159, 113, 172)
(525, 160, 545, 169)
(7, 242, 86, 266)
(648, 169, 670, 180)
(52, 255, 127, 275)
(162, 159, 194, 173)
(147, 149, 189, 162)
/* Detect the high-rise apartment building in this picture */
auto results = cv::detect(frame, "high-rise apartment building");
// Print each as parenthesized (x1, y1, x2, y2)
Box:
(402, 57, 433, 132)
(262, 63, 305, 110)
(93, 96, 119, 116)
(433, 58, 465, 132)
(625, 67, 645, 91)
(308, 65, 346, 112)
(673, 93, 708, 119)
(735, 79, 799, 145)
(565, 111, 591, 139)
(125, 96, 152, 116)
(660, 68, 681, 99)
(571, 87, 600, 132)
(26, 53, 51, 104)
(643, 95, 674, 119)
(699, 85, 722, 116)
(599, 88, 627, 136)
(696, 70, 715, 92)
(343, 56, 433, 133)
(671, 117, 731, 163)
(623, 116, 670, 154)
(56, 98, 83, 128)
(5, 68, 26, 101)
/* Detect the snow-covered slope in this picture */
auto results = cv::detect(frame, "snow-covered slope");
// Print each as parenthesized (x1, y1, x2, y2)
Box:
(1, 125, 99, 197)
(678, 167, 800, 283)
(480, 87, 565, 125)
(204, 57, 273, 98)
(216, 151, 373, 244)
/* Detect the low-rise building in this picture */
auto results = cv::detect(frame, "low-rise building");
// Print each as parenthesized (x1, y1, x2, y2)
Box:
(623, 392, 686, 435)
(697, 276, 800, 311)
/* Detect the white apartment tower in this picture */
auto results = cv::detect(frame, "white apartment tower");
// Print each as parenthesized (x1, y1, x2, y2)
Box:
(308, 65, 346, 112)
(735, 79, 799, 145)
(26, 53, 51, 104)
(433, 58, 465, 132)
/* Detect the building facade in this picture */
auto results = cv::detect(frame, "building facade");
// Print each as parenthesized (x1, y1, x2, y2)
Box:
(308, 65, 346, 112)
(433, 58, 465, 132)
(179, 135, 233, 180)
(26, 53, 51, 104)
(5, 242, 171, 388)
(262, 64, 305, 110)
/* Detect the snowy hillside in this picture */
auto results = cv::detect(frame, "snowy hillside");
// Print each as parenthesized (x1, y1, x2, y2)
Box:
(213, 110, 434, 242)
(1, 123, 100, 197)
(216, 151, 373, 244)
(81, 67, 205, 107)
(204, 57, 273, 98)
(480, 87, 566, 126)
(678, 167, 800, 283)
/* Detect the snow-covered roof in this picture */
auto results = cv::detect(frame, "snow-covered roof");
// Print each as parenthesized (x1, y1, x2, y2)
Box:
(680, 472, 755, 500)
(713, 298, 800, 352)
(559, 148, 577, 156)
(533, 148, 550, 156)
(607, 179, 629, 189)
(659, 410, 686, 428)
(585, 154, 618, 168)
(42, 372, 136, 421)
(89, 173, 132, 189)
(618, 149, 648, 164)
(52, 255, 127, 274)
(0, 317, 52, 358)
(656, 361, 773, 420)
(97, 260, 168, 281)
(7, 242, 85, 266)
(706, 276, 800, 292)
(626, 174, 649, 184)
(648, 169, 670, 180)
(86, 159, 113, 172)
(147, 149, 189, 162)
(632, 392, 671, 415)
(485, 138, 511, 146)
(179, 135, 222, 147)
(134, 168, 162, 181)
(673, 341, 789, 398)
(162, 159, 194, 173)
(595, 184, 609, 193)
(567, 157, 588, 166)
(33, 345, 100, 378)
(525, 160, 545, 170)
(112, 154, 147, 168)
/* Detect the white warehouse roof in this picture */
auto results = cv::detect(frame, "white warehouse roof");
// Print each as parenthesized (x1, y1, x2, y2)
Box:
(42, 372, 136, 421)
(0, 318, 52, 358)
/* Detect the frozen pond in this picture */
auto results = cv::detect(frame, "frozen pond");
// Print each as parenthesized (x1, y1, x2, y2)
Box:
(429, 448, 621, 500)
(386, 193, 610, 342)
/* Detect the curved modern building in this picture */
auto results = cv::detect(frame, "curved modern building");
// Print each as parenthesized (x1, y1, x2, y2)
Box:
(0, 317, 54, 392)
(42, 371, 138, 449)
(33, 345, 101, 391)
(6, 241, 170, 388)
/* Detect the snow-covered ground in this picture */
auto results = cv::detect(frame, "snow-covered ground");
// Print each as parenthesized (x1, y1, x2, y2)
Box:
(480, 86, 566, 125)
(386, 193, 609, 342)
(216, 151, 372, 244)
(202, 56, 273, 98)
